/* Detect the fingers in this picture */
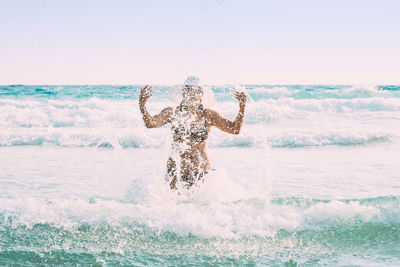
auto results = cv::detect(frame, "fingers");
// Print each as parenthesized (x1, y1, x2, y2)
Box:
(234, 91, 247, 101)
(139, 85, 153, 102)
(140, 85, 151, 91)
(140, 85, 152, 91)
(140, 85, 148, 92)
(147, 87, 153, 97)
(140, 85, 153, 95)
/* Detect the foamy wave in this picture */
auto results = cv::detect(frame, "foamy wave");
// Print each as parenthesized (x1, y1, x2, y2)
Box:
(241, 85, 399, 99)
(1, 97, 400, 128)
(246, 86, 295, 99)
(1, 98, 399, 148)
(0, 128, 168, 148)
(0, 196, 398, 238)
(265, 130, 398, 147)
(0, 98, 144, 128)
(0, 127, 397, 148)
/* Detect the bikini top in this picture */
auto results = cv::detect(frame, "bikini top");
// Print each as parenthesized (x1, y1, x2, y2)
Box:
(170, 103, 209, 144)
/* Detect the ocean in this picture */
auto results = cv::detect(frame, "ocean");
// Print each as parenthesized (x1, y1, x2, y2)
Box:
(0, 84, 399, 266)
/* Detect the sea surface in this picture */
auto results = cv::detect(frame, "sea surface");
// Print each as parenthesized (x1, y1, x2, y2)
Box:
(0, 84, 399, 266)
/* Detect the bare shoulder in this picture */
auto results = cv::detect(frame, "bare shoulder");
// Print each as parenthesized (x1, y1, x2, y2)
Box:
(205, 108, 221, 125)
(161, 107, 174, 120)
(205, 108, 219, 117)
(156, 107, 174, 123)
(161, 107, 174, 114)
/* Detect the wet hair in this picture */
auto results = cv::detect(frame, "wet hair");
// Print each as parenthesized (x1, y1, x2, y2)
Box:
(183, 85, 203, 96)
(178, 99, 205, 113)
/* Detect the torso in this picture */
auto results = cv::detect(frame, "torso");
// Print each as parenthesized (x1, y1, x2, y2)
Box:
(169, 105, 211, 178)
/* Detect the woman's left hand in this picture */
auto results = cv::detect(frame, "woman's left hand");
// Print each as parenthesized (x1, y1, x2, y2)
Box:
(234, 92, 247, 107)
(139, 85, 153, 106)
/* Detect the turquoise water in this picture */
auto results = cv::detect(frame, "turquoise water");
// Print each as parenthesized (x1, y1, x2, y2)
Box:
(1, 200, 398, 266)
(1, 84, 399, 100)
(0, 85, 399, 266)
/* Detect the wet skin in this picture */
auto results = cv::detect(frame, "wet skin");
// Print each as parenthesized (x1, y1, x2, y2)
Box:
(139, 85, 247, 189)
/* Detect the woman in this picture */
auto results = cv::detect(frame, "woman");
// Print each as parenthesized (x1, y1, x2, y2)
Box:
(139, 77, 247, 190)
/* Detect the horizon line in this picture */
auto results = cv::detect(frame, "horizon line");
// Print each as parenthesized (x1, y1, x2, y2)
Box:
(1, 83, 399, 86)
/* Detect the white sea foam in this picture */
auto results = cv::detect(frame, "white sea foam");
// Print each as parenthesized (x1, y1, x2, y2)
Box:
(1, 150, 398, 237)
(1, 97, 399, 148)
(1, 143, 399, 238)
(1, 126, 398, 148)
(0, 193, 397, 238)
(243, 85, 397, 99)
(246, 86, 295, 99)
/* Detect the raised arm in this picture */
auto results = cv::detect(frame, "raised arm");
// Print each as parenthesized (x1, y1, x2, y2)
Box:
(139, 85, 173, 128)
(206, 92, 247, 134)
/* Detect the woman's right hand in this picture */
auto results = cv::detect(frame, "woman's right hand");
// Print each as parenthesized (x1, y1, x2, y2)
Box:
(139, 85, 153, 106)
(234, 91, 247, 108)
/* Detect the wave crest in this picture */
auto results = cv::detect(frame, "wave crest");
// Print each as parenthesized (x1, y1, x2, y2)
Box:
(1, 98, 399, 148)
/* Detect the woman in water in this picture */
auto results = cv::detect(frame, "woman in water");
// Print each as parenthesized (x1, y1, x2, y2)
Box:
(139, 77, 247, 190)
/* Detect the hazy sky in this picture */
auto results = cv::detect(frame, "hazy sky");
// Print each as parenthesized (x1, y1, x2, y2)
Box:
(1, 0, 399, 84)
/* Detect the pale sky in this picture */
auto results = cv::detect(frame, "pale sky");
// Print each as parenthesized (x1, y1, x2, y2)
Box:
(1, 0, 399, 85)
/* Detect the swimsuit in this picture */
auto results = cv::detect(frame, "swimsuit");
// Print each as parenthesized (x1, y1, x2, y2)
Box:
(181, 170, 208, 187)
(170, 103, 208, 144)
(167, 103, 209, 187)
